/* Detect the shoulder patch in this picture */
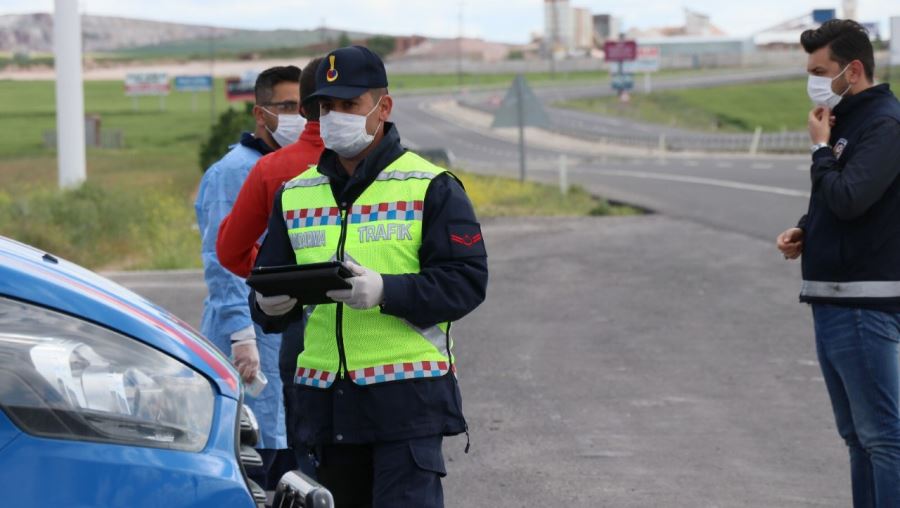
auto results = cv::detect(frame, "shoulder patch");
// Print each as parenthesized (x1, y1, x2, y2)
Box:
(448, 222, 485, 258)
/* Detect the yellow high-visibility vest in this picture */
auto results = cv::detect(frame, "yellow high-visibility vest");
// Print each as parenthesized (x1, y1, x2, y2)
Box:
(281, 151, 453, 388)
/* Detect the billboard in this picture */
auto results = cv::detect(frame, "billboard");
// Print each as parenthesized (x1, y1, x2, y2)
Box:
(812, 9, 836, 24)
(124, 73, 169, 96)
(225, 77, 255, 102)
(609, 46, 660, 73)
(174, 75, 213, 92)
(603, 40, 637, 62)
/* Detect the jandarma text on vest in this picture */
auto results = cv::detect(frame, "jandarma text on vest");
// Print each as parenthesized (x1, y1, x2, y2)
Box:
(290, 230, 327, 250)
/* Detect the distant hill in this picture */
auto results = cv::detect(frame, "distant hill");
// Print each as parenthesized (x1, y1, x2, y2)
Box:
(0, 13, 374, 57)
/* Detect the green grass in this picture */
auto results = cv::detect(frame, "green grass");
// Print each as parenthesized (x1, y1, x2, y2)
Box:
(0, 77, 634, 270)
(388, 67, 731, 92)
(557, 69, 900, 133)
(457, 171, 638, 218)
(558, 79, 811, 132)
(0, 79, 237, 159)
(0, 79, 243, 270)
(390, 71, 608, 91)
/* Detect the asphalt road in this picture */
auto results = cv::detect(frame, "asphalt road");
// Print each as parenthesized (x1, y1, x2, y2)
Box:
(455, 67, 808, 141)
(392, 93, 811, 241)
(107, 216, 847, 507)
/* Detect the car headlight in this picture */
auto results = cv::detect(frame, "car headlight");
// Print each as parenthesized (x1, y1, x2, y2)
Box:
(0, 297, 215, 452)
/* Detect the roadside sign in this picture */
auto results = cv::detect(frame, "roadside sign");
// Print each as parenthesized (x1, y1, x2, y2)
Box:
(491, 75, 550, 182)
(491, 75, 550, 129)
(174, 75, 213, 92)
(611, 73, 635, 91)
(124, 73, 169, 96)
(603, 40, 637, 62)
(611, 46, 660, 73)
(225, 76, 255, 102)
(812, 9, 836, 24)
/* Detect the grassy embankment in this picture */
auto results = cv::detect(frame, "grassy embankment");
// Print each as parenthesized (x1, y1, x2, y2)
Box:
(557, 67, 900, 133)
(0, 74, 633, 270)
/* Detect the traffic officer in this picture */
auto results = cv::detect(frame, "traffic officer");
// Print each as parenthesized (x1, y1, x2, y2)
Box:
(249, 46, 488, 507)
(195, 66, 302, 489)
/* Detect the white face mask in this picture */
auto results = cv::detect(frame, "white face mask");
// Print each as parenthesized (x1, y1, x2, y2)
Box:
(320, 97, 383, 158)
(262, 108, 306, 148)
(807, 64, 852, 109)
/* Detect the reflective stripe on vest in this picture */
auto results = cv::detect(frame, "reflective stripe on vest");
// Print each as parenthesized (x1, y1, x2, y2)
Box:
(801, 280, 900, 299)
(283, 151, 453, 388)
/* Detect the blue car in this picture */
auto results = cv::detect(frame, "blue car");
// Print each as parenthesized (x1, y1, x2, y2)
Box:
(0, 236, 331, 508)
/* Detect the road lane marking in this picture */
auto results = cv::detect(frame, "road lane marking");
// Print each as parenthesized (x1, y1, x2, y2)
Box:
(587, 169, 810, 197)
(751, 163, 773, 169)
(716, 161, 733, 168)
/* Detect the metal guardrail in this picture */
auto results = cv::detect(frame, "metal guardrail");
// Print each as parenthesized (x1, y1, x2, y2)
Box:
(459, 98, 808, 154)
(573, 130, 809, 154)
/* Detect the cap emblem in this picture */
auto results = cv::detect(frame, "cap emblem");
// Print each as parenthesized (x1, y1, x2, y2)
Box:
(326, 55, 339, 82)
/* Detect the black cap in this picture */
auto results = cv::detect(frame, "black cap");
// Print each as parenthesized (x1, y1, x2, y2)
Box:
(308, 45, 388, 100)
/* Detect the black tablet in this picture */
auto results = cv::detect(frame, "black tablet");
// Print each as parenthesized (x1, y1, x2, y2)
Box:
(246, 261, 353, 305)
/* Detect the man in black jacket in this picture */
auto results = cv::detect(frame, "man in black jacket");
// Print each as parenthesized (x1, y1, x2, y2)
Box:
(249, 46, 487, 507)
(776, 19, 900, 507)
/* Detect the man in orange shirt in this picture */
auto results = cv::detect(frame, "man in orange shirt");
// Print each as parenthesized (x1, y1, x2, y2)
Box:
(217, 56, 325, 279)
(216, 57, 324, 477)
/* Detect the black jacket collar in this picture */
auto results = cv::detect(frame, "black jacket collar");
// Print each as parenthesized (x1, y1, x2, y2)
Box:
(239, 131, 275, 156)
(833, 83, 892, 117)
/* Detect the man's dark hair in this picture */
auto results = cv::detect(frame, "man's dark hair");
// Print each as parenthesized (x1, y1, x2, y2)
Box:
(254, 65, 301, 104)
(300, 57, 323, 120)
(369, 87, 389, 102)
(801, 19, 874, 81)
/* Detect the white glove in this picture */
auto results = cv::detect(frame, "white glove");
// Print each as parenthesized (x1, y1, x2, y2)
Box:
(326, 262, 384, 310)
(229, 326, 260, 382)
(231, 340, 260, 382)
(255, 291, 297, 316)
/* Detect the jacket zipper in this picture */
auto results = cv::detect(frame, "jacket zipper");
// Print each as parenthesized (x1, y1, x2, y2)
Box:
(334, 203, 350, 378)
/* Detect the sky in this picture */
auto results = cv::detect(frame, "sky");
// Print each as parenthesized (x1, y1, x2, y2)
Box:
(1, 0, 897, 43)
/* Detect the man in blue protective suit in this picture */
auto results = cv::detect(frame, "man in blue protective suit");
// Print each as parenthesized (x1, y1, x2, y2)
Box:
(195, 65, 304, 490)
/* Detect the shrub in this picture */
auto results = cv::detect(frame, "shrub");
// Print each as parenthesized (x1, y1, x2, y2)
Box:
(0, 183, 199, 270)
(198, 102, 255, 172)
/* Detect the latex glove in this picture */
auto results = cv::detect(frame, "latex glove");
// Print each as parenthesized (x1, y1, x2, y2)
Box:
(255, 291, 297, 316)
(229, 325, 260, 381)
(326, 262, 384, 310)
(232, 339, 260, 382)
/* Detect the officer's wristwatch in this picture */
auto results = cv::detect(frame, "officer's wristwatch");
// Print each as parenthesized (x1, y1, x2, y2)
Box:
(810, 142, 831, 154)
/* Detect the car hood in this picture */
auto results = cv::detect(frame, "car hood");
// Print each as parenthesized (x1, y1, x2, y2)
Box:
(0, 236, 239, 399)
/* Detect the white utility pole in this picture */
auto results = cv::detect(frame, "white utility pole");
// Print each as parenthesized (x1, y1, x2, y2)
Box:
(842, 0, 857, 21)
(54, 0, 86, 189)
